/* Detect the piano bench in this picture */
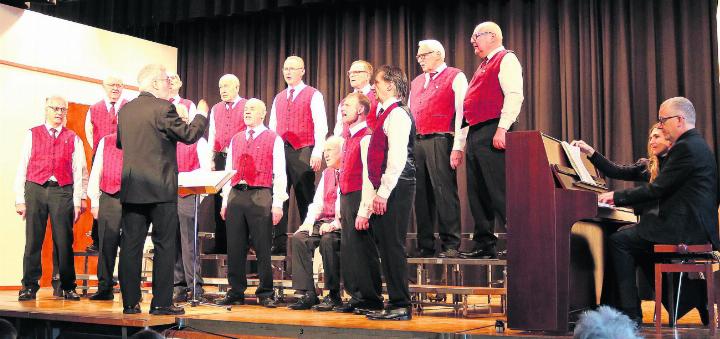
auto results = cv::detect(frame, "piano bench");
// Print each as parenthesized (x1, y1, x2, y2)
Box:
(653, 243, 719, 334)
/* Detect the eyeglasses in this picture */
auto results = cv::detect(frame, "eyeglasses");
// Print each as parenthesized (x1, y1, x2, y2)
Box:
(347, 70, 368, 76)
(283, 67, 304, 72)
(416, 51, 436, 61)
(104, 83, 123, 88)
(472, 31, 495, 40)
(154, 77, 171, 83)
(657, 115, 683, 125)
(47, 106, 68, 113)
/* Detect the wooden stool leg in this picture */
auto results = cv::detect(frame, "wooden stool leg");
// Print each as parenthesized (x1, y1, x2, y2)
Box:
(665, 271, 677, 327)
(655, 264, 663, 330)
(706, 264, 715, 335)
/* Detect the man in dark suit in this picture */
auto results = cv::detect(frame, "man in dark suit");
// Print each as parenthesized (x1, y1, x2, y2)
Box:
(599, 96, 720, 325)
(116, 64, 208, 315)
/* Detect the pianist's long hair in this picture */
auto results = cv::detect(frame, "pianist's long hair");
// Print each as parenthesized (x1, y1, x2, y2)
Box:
(646, 123, 666, 183)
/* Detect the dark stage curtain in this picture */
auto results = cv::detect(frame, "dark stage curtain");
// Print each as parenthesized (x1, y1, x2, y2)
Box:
(33, 0, 720, 241)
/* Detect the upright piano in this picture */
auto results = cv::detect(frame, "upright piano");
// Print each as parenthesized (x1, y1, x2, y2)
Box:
(506, 131, 637, 332)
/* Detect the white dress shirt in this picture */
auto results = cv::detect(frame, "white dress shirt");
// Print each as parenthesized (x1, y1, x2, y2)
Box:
(333, 84, 373, 136)
(372, 97, 412, 200)
(171, 95, 198, 119)
(298, 169, 342, 232)
(84, 98, 121, 150)
(208, 95, 244, 153)
(14, 124, 88, 207)
(407, 62, 469, 151)
(485, 45, 524, 131)
(269, 81, 328, 158)
(221, 124, 289, 209)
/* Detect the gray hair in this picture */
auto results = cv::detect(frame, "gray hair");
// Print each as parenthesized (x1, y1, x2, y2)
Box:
(45, 95, 68, 107)
(245, 98, 267, 113)
(661, 96, 696, 125)
(376, 65, 409, 102)
(325, 135, 344, 150)
(573, 306, 642, 339)
(475, 21, 504, 41)
(418, 39, 445, 60)
(218, 74, 239, 87)
(137, 64, 167, 92)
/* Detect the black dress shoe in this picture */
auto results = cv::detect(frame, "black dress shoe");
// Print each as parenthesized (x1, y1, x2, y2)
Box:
(85, 244, 98, 253)
(334, 302, 357, 313)
(438, 249, 460, 258)
(270, 246, 287, 256)
(353, 306, 383, 315)
(258, 297, 278, 308)
(18, 288, 37, 301)
(459, 247, 497, 259)
(215, 294, 245, 306)
(366, 307, 412, 320)
(123, 304, 141, 314)
(416, 248, 435, 258)
(89, 289, 114, 301)
(150, 305, 185, 315)
(288, 294, 319, 310)
(312, 295, 342, 311)
(698, 306, 709, 326)
(63, 289, 81, 300)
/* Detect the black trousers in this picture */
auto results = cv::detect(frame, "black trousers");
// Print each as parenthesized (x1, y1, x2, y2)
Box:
(340, 191, 382, 307)
(290, 226, 341, 294)
(414, 135, 461, 251)
(174, 195, 203, 290)
(96, 192, 122, 291)
(608, 225, 655, 319)
(225, 188, 274, 298)
(119, 202, 178, 308)
(211, 152, 228, 253)
(371, 178, 415, 308)
(22, 181, 76, 291)
(275, 145, 316, 251)
(465, 120, 506, 249)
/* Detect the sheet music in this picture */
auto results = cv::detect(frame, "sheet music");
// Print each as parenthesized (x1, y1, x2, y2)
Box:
(179, 170, 235, 191)
(560, 141, 597, 185)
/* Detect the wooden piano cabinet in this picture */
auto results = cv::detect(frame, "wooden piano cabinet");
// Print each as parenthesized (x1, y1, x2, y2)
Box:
(505, 131, 634, 332)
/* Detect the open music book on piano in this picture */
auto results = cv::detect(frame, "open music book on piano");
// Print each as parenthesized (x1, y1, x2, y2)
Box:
(560, 141, 597, 186)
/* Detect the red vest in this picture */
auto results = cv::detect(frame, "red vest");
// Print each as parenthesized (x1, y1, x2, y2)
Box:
(230, 129, 276, 187)
(339, 90, 379, 137)
(99, 134, 123, 194)
(367, 102, 401, 189)
(409, 67, 461, 134)
(26, 126, 76, 186)
(463, 50, 511, 126)
(90, 99, 127, 151)
(273, 86, 317, 149)
(339, 126, 371, 194)
(212, 99, 247, 152)
(318, 168, 339, 221)
(177, 142, 200, 173)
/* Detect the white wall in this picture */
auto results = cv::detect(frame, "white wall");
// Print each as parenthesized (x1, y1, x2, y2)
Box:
(0, 4, 177, 286)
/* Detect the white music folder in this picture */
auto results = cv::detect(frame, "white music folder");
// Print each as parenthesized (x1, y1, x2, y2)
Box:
(178, 170, 236, 195)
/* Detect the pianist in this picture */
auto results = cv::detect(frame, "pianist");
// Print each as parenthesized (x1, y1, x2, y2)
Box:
(597, 97, 720, 325)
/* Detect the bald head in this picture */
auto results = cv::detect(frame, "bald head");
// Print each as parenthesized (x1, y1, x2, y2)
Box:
(283, 56, 306, 87)
(243, 98, 267, 128)
(471, 21, 504, 58)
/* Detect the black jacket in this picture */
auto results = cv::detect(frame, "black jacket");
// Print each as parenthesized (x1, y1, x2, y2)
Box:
(614, 129, 720, 249)
(117, 92, 208, 204)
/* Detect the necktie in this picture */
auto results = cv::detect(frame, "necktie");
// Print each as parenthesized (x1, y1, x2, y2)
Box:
(225, 102, 231, 111)
(429, 71, 438, 78)
(288, 88, 295, 103)
(377, 107, 385, 118)
(248, 129, 255, 142)
(51, 129, 57, 139)
(109, 103, 116, 116)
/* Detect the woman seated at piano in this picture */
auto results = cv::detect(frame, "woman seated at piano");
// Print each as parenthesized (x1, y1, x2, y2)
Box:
(572, 124, 709, 324)
(571, 123, 670, 185)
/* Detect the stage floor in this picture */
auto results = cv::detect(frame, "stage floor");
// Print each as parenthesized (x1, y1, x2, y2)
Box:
(0, 289, 715, 338)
